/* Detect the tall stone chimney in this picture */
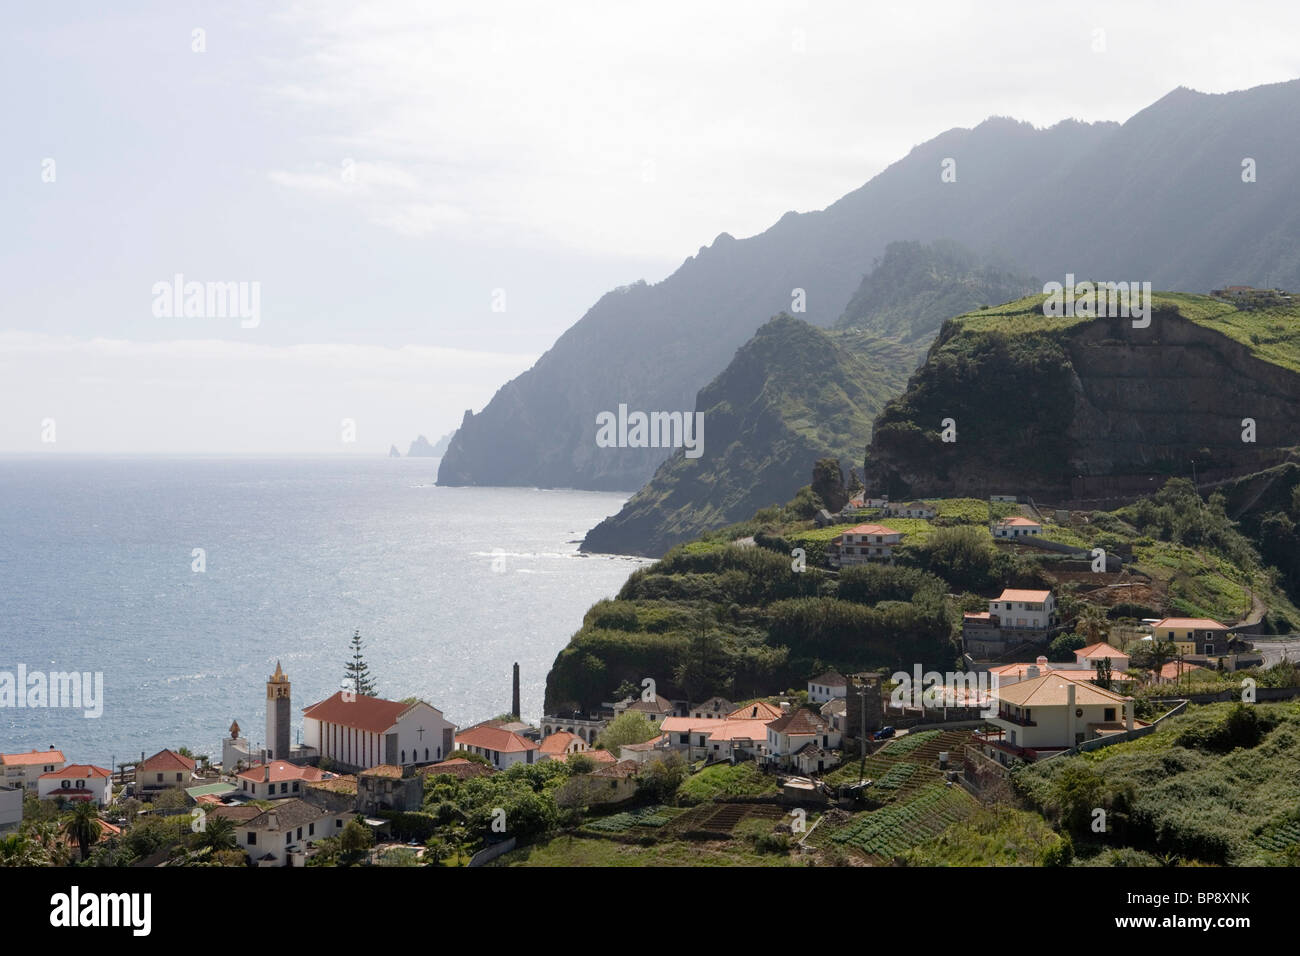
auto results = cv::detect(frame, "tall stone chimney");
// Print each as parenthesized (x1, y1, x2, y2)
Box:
(512, 662, 521, 718)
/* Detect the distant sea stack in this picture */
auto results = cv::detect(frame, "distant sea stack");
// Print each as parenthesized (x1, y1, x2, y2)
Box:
(388, 445, 401, 458)
(407, 432, 453, 457)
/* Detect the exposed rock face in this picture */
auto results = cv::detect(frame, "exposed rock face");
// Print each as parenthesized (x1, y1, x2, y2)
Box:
(581, 316, 914, 555)
(388, 445, 401, 458)
(865, 305, 1300, 501)
(439, 80, 1300, 492)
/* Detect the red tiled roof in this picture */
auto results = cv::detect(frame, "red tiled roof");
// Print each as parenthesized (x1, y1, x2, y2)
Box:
(1075, 642, 1128, 659)
(1152, 618, 1228, 630)
(766, 708, 830, 736)
(539, 732, 582, 755)
(39, 764, 110, 780)
(727, 701, 783, 721)
(995, 588, 1052, 602)
(2, 749, 65, 766)
(301, 691, 413, 734)
(455, 725, 537, 753)
(139, 749, 196, 773)
(845, 524, 901, 536)
(235, 761, 331, 784)
(997, 517, 1041, 527)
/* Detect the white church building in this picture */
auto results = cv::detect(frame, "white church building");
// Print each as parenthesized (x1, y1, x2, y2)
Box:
(301, 691, 456, 773)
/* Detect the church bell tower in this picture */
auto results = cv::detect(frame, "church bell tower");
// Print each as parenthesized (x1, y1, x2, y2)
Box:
(266, 661, 291, 760)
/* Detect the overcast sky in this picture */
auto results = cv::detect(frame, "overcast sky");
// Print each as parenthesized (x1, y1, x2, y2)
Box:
(3, 0, 1299, 454)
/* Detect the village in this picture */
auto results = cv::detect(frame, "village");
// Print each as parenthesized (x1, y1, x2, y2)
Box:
(3, 493, 1291, 868)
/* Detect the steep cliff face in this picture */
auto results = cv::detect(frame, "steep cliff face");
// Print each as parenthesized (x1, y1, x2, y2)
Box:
(440, 80, 1300, 492)
(580, 316, 915, 556)
(865, 295, 1300, 500)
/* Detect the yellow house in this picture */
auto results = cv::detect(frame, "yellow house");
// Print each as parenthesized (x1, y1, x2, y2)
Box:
(1150, 618, 1230, 657)
(977, 672, 1140, 763)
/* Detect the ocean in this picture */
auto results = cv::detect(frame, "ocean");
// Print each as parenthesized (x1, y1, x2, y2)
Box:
(0, 456, 646, 767)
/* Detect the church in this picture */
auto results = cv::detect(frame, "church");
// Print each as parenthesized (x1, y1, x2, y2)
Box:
(224, 662, 457, 775)
(302, 691, 456, 773)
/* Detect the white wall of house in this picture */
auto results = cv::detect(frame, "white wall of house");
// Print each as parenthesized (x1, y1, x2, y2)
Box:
(991, 700, 1130, 750)
(37, 774, 112, 806)
(989, 594, 1055, 629)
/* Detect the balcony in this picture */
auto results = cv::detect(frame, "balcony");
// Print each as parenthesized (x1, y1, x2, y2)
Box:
(995, 709, 1036, 727)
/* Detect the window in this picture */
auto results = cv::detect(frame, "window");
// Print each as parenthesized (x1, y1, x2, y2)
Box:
(285, 833, 291, 844)
(248, 832, 256, 845)
(292, 782, 299, 792)
(61, 780, 70, 789)
(1205, 644, 1215, 655)
(296, 827, 302, 839)
(308, 822, 314, 836)
(280, 782, 288, 794)
(175, 773, 182, 782)
(156, 773, 163, 783)
(1104, 708, 1116, 722)
(401, 750, 405, 763)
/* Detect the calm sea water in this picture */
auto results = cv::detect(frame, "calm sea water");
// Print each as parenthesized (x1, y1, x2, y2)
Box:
(0, 457, 646, 767)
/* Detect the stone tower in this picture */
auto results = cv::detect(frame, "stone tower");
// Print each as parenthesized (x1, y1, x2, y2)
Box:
(512, 662, 521, 719)
(266, 661, 291, 760)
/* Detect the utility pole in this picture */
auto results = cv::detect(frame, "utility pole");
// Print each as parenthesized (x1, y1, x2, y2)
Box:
(858, 681, 867, 784)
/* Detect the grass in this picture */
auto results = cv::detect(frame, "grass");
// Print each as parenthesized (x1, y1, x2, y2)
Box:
(900, 805, 1066, 866)
(492, 833, 800, 867)
(1016, 700, 1300, 864)
(676, 762, 779, 804)
(823, 784, 976, 859)
(955, 291, 1300, 375)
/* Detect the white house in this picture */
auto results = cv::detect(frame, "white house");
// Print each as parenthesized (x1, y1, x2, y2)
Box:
(807, 670, 848, 704)
(1074, 642, 1131, 672)
(302, 692, 456, 772)
(993, 517, 1042, 538)
(658, 717, 770, 762)
(977, 673, 1140, 763)
(832, 524, 903, 567)
(235, 761, 337, 801)
(136, 748, 196, 798)
(239, 798, 342, 867)
(764, 708, 841, 768)
(37, 764, 113, 806)
(988, 588, 1056, 630)
(454, 724, 540, 769)
(1, 748, 66, 791)
(884, 500, 936, 519)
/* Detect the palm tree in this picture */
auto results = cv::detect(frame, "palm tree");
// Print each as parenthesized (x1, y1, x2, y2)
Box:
(198, 814, 237, 853)
(62, 801, 102, 862)
(1077, 604, 1109, 645)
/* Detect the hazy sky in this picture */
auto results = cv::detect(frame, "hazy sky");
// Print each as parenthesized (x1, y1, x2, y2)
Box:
(3, 0, 1299, 453)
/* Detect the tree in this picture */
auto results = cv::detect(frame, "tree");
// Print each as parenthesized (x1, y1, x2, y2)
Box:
(566, 754, 596, 775)
(0, 831, 49, 867)
(198, 814, 237, 853)
(344, 628, 377, 697)
(63, 801, 103, 862)
(596, 712, 659, 755)
(338, 818, 374, 863)
(1076, 604, 1109, 645)
(639, 752, 687, 802)
(1092, 656, 1113, 691)
(674, 610, 731, 701)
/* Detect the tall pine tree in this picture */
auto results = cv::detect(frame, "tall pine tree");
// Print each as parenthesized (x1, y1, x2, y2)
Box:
(344, 628, 377, 697)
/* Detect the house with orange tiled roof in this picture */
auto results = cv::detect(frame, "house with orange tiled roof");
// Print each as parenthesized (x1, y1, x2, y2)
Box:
(539, 731, 588, 759)
(1074, 641, 1130, 672)
(302, 692, 455, 773)
(555, 760, 641, 808)
(992, 516, 1042, 538)
(136, 748, 196, 798)
(235, 760, 337, 801)
(37, 764, 113, 806)
(1, 747, 66, 792)
(727, 700, 783, 722)
(660, 717, 771, 762)
(963, 588, 1059, 657)
(687, 696, 735, 720)
(830, 523, 903, 567)
(764, 708, 841, 771)
(1150, 618, 1231, 657)
(455, 724, 540, 770)
(975, 672, 1144, 764)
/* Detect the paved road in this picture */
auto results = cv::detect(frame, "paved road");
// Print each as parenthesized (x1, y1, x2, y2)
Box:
(1248, 638, 1300, 668)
